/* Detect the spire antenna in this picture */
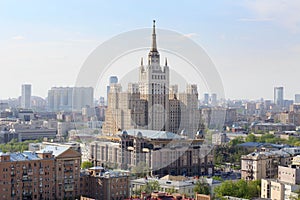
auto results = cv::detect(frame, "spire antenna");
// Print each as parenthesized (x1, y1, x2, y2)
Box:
(165, 57, 168, 66)
(151, 20, 157, 52)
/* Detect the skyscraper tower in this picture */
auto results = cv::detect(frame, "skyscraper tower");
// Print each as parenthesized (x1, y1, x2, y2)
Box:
(274, 86, 284, 107)
(139, 20, 170, 131)
(21, 84, 31, 109)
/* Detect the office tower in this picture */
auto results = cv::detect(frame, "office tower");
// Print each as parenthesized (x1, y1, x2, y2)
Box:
(295, 94, 300, 104)
(203, 93, 209, 105)
(274, 86, 284, 107)
(21, 84, 31, 109)
(106, 76, 118, 105)
(47, 87, 94, 111)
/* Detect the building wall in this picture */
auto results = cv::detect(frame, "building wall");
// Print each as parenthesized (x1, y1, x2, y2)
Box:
(0, 152, 55, 200)
(278, 166, 300, 185)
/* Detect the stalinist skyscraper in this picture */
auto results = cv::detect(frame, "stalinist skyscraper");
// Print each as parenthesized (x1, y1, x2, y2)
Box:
(139, 20, 169, 131)
(103, 21, 201, 136)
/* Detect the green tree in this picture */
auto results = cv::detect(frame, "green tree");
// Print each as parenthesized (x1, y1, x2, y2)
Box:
(132, 162, 150, 178)
(81, 161, 93, 169)
(245, 134, 257, 142)
(194, 179, 210, 195)
(141, 180, 160, 194)
(229, 136, 244, 146)
(214, 179, 260, 199)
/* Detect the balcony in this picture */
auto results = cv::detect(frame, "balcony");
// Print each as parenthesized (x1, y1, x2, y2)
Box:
(64, 184, 74, 192)
(22, 176, 32, 182)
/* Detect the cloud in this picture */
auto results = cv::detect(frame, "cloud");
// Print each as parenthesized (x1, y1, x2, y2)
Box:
(242, 0, 300, 33)
(183, 33, 198, 38)
(11, 35, 25, 40)
(237, 18, 273, 22)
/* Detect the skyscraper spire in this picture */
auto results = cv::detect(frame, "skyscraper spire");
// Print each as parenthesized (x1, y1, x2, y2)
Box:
(151, 20, 157, 52)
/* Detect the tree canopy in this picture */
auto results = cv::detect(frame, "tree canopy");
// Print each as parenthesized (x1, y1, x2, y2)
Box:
(194, 179, 211, 195)
(214, 179, 260, 199)
(81, 161, 93, 169)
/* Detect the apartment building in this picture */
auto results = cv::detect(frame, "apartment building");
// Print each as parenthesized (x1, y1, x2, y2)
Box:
(241, 148, 300, 180)
(0, 151, 55, 200)
(80, 167, 130, 200)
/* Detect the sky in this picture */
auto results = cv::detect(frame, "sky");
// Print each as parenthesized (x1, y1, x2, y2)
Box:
(1, 0, 300, 100)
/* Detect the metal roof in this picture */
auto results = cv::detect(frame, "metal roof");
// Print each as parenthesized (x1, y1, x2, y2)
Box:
(120, 129, 182, 140)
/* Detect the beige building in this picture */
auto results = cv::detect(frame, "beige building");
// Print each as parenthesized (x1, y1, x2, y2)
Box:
(241, 149, 295, 180)
(103, 21, 200, 137)
(90, 129, 213, 177)
(261, 179, 300, 200)
(278, 165, 300, 184)
(261, 155, 300, 200)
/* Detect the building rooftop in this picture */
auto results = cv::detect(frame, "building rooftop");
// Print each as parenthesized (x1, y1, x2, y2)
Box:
(119, 129, 182, 140)
(37, 145, 69, 157)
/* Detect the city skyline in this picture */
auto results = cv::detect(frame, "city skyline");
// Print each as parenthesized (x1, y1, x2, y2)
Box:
(1, 1, 300, 100)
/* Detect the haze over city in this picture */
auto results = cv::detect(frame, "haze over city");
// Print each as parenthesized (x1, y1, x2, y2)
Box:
(1, 0, 300, 100)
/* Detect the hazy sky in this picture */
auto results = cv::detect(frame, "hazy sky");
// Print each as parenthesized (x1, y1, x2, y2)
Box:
(1, 0, 300, 100)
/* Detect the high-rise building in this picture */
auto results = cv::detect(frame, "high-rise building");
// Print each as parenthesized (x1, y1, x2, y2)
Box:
(210, 93, 217, 105)
(21, 84, 31, 109)
(274, 86, 284, 107)
(47, 87, 94, 111)
(203, 93, 209, 105)
(295, 94, 300, 104)
(106, 76, 118, 105)
(102, 21, 200, 136)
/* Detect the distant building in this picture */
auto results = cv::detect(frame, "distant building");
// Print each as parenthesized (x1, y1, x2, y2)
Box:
(274, 87, 284, 107)
(47, 87, 94, 111)
(210, 93, 217, 106)
(203, 93, 209, 105)
(251, 122, 296, 133)
(106, 76, 118, 105)
(295, 94, 300, 104)
(21, 84, 31, 109)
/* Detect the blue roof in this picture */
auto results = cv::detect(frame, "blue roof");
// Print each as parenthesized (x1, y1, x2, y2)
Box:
(120, 129, 181, 139)
(10, 152, 41, 161)
(237, 142, 264, 147)
(238, 142, 290, 149)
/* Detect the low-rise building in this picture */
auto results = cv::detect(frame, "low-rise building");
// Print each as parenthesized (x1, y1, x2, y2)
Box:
(90, 129, 214, 177)
(241, 147, 300, 180)
(80, 167, 130, 200)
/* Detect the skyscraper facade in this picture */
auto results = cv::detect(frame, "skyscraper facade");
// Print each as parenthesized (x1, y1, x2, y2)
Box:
(21, 84, 31, 109)
(274, 86, 284, 107)
(103, 21, 200, 136)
